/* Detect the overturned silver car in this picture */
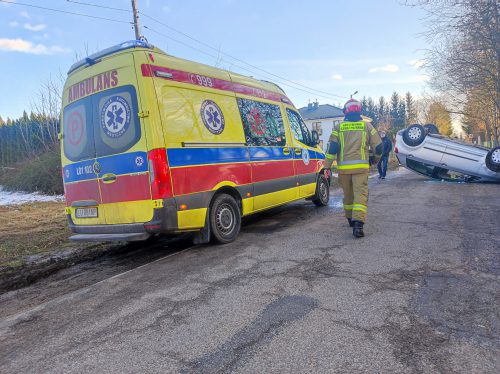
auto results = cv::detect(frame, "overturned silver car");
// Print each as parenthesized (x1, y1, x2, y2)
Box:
(395, 124, 500, 183)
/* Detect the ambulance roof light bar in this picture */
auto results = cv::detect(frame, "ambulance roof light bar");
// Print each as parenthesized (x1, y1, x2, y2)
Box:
(68, 40, 154, 75)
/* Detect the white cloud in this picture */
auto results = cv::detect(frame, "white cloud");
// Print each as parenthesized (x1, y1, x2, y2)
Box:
(0, 38, 69, 55)
(24, 23, 47, 32)
(9, 21, 19, 27)
(20, 10, 30, 19)
(408, 59, 426, 68)
(331, 74, 343, 80)
(368, 64, 400, 73)
(1, 0, 15, 5)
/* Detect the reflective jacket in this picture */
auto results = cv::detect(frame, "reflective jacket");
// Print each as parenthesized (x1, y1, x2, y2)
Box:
(324, 121, 382, 174)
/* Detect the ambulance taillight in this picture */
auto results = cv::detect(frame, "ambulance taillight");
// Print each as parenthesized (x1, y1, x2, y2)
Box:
(148, 148, 172, 199)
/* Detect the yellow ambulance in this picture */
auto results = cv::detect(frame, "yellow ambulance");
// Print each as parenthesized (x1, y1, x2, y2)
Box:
(61, 40, 329, 244)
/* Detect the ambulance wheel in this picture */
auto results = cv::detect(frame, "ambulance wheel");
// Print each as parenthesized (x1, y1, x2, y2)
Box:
(485, 146, 500, 172)
(312, 174, 330, 207)
(403, 124, 426, 146)
(210, 194, 241, 244)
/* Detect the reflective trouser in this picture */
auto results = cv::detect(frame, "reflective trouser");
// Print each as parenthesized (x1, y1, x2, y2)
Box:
(338, 173, 368, 223)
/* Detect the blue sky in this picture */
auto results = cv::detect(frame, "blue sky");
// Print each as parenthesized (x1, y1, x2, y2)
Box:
(0, 0, 429, 119)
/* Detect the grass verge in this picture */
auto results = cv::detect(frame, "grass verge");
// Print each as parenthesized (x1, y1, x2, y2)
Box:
(0, 201, 114, 291)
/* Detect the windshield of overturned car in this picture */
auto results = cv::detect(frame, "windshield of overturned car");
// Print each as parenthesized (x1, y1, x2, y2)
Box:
(406, 159, 481, 183)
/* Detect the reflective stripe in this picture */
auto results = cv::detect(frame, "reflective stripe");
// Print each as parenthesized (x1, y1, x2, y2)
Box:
(325, 153, 336, 160)
(337, 159, 369, 166)
(331, 130, 339, 136)
(339, 132, 345, 162)
(340, 122, 365, 131)
(337, 164, 370, 170)
(352, 204, 367, 212)
(344, 204, 353, 210)
(361, 130, 366, 160)
(370, 128, 377, 135)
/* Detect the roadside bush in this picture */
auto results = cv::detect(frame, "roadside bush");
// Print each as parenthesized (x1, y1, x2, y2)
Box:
(0, 147, 63, 194)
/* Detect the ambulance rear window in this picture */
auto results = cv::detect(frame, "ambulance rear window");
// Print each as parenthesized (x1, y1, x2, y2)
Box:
(63, 100, 94, 162)
(94, 85, 141, 157)
(63, 85, 140, 161)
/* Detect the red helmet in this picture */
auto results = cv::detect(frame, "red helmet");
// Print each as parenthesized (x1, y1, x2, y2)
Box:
(343, 99, 362, 115)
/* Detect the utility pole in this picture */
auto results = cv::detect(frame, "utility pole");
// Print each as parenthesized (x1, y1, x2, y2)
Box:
(131, 0, 141, 40)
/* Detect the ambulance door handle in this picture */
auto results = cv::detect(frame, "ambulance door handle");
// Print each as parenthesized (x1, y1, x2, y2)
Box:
(283, 147, 290, 156)
(295, 148, 302, 155)
(102, 173, 117, 183)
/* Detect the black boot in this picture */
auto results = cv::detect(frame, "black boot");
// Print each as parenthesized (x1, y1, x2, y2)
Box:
(353, 221, 364, 238)
(347, 218, 354, 227)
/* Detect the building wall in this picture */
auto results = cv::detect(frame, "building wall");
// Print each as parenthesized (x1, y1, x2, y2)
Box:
(304, 117, 343, 150)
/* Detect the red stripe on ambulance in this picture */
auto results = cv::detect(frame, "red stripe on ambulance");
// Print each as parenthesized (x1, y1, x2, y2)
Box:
(99, 174, 151, 204)
(64, 180, 100, 206)
(141, 64, 292, 104)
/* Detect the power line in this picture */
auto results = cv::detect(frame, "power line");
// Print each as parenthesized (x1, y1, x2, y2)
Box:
(140, 12, 348, 100)
(0, 0, 132, 24)
(65, 0, 130, 13)
(58, 0, 347, 100)
(143, 25, 336, 101)
(8, 0, 347, 101)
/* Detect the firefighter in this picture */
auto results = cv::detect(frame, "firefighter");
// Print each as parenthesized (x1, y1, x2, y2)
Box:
(324, 99, 382, 237)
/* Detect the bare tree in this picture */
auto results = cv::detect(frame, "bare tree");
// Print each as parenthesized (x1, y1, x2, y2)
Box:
(405, 0, 500, 145)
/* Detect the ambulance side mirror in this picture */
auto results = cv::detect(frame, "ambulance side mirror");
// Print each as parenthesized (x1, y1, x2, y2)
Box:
(311, 130, 320, 146)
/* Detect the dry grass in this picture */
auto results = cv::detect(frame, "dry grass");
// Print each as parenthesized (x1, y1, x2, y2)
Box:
(0, 202, 75, 267)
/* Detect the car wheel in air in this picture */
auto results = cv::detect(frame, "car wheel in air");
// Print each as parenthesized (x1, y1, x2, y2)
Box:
(312, 174, 330, 207)
(402, 124, 426, 146)
(424, 123, 440, 135)
(209, 194, 241, 244)
(485, 146, 500, 173)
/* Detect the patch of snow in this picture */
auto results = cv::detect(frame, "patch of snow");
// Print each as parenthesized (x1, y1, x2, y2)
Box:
(0, 185, 64, 206)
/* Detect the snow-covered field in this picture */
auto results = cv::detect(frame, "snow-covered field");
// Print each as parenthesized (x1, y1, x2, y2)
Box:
(0, 186, 64, 206)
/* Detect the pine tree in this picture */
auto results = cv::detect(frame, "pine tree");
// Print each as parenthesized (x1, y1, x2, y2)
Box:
(405, 92, 416, 124)
(390, 92, 400, 121)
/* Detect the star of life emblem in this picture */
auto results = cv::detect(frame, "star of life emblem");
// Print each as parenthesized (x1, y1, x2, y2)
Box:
(101, 96, 131, 138)
(201, 100, 225, 135)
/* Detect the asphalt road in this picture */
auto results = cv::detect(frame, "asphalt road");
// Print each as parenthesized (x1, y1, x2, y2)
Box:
(1, 170, 499, 373)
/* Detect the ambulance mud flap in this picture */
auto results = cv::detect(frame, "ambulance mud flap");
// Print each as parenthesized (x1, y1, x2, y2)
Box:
(193, 211, 211, 245)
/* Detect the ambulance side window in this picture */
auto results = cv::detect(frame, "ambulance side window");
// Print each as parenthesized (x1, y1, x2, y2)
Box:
(93, 85, 141, 157)
(237, 98, 286, 147)
(286, 109, 312, 146)
(63, 100, 95, 161)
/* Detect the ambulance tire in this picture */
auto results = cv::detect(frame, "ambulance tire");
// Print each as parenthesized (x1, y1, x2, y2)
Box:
(312, 174, 330, 207)
(210, 194, 241, 244)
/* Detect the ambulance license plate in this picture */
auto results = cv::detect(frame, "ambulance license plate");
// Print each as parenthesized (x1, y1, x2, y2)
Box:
(75, 207, 98, 218)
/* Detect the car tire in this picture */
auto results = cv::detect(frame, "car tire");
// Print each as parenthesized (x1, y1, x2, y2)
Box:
(424, 123, 440, 135)
(312, 174, 330, 207)
(209, 194, 241, 244)
(402, 124, 426, 146)
(485, 146, 500, 173)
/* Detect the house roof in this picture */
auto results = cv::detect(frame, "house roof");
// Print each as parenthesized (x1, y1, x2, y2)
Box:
(299, 103, 344, 121)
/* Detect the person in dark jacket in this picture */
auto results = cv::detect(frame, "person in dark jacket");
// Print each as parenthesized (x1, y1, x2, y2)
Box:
(377, 131, 392, 179)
